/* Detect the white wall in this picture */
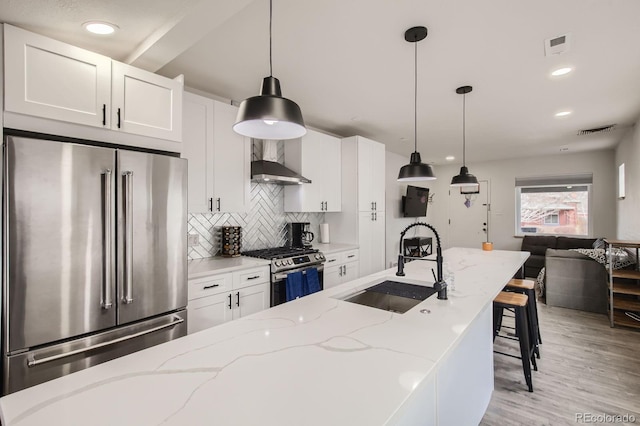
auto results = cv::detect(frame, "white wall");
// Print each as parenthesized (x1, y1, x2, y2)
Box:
(386, 149, 617, 254)
(615, 124, 640, 239)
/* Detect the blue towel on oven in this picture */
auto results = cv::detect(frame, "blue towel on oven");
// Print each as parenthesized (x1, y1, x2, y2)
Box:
(286, 271, 304, 301)
(304, 268, 321, 295)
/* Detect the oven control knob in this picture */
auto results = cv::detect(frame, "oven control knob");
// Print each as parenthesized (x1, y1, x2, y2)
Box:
(315, 254, 320, 260)
(287, 259, 293, 265)
(274, 260, 281, 267)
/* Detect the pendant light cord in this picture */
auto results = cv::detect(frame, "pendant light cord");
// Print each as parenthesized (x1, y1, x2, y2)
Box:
(414, 34, 418, 154)
(269, 0, 273, 77)
(462, 92, 466, 166)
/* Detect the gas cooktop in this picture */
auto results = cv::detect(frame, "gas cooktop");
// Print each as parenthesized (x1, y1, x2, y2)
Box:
(242, 246, 325, 273)
(242, 246, 318, 260)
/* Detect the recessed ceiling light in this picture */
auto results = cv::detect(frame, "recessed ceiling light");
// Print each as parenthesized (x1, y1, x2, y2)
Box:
(555, 110, 572, 117)
(560, 147, 569, 152)
(551, 67, 573, 76)
(445, 156, 455, 161)
(83, 21, 118, 35)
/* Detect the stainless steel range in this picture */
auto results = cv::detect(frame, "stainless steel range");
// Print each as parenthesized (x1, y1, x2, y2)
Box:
(242, 247, 325, 306)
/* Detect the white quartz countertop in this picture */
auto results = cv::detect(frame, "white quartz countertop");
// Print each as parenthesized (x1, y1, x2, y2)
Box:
(312, 242, 359, 254)
(187, 256, 271, 279)
(0, 248, 528, 426)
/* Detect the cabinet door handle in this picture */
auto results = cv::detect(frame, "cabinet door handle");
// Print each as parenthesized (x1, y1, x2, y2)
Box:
(216, 198, 221, 212)
(371, 212, 374, 221)
(228, 293, 232, 309)
(338, 265, 342, 277)
(117, 108, 121, 128)
(209, 198, 213, 212)
(236, 291, 240, 307)
(203, 284, 220, 290)
(374, 202, 377, 211)
(247, 275, 260, 280)
(343, 265, 347, 275)
(102, 104, 106, 126)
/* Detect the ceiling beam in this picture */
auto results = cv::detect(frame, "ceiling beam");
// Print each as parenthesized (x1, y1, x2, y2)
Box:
(124, 0, 254, 72)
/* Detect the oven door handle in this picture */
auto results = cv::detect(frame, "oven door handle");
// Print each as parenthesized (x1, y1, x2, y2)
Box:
(274, 264, 324, 281)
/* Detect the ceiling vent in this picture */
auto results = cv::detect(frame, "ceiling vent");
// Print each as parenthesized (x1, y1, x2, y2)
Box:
(577, 124, 616, 136)
(544, 33, 571, 56)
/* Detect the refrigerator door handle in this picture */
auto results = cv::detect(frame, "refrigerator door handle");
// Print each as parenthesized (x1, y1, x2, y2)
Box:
(123, 171, 134, 304)
(102, 169, 113, 309)
(26, 316, 185, 368)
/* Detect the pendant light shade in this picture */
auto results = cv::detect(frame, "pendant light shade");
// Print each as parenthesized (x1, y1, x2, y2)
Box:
(233, 0, 306, 140)
(398, 152, 436, 181)
(397, 26, 436, 182)
(450, 86, 479, 188)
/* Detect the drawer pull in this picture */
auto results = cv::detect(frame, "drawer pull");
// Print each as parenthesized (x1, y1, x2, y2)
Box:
(203, 284, 220, 290)
(247, 275, 260, 280)
(347, 255, 355, 258)
(327, 259, 336, 263)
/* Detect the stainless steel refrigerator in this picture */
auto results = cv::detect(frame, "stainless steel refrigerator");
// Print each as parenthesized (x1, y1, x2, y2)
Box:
(1, 135, 188, 395)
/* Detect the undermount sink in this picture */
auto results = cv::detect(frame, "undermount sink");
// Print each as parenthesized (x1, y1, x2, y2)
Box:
(338, 280, 437, 314)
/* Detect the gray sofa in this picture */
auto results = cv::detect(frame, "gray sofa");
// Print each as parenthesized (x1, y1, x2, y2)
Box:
(519, 235, 597, 278)
(545, 249, 607, 314)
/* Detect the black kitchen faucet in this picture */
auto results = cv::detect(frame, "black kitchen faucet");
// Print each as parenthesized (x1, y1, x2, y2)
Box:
(396, 222, 447, 300)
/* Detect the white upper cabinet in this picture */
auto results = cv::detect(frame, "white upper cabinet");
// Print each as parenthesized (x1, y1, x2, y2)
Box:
(182, 92, 250, 214)
(357, 136, 386, 212)
(3, 24, 183, 145)
(183, 92, 213, 213)
(211, 101, 251, 213)
(111, 61, 182, 142)
(284, 129, 342, 212)
(4, 24, 112, 128)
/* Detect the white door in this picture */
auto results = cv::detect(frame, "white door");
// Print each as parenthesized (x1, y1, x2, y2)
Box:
(342, 261, 360, 282)
(235, 283, 270, 318)
(323, 265, 342, 290)
(212, 101, 251, 213)
(370, 141, 386, 211)
(371, 212, 386, 273)
(358, 212, 374, 276)
(323, 135, 342, 212)
(111, 61, 183, 143)
(187, 293, 233, 334)
(182, 92, 214, 213)
(357, 138, 374, 212)
(448, 180, 489, 248)
(4, 24, 111, 128)
(300, 130, 327, 211)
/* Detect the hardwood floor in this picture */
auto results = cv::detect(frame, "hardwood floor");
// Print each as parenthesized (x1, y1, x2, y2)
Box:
(481, 303, 640, 426)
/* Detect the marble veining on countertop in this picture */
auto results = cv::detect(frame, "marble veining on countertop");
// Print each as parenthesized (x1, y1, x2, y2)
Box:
(0, 248, 528, 426)
(188, 256, 271, 279)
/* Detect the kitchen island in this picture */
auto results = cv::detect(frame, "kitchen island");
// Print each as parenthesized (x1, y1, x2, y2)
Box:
(0, 248, 527, 425)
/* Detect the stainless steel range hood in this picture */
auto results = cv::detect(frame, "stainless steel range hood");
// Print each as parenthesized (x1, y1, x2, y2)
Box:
(251, 140, 311, 185)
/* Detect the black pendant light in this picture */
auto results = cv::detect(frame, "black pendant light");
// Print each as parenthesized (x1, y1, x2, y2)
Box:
(450, 86, 479, 187)
(397, 26, 436, 182)
(233, 0, 306, 140)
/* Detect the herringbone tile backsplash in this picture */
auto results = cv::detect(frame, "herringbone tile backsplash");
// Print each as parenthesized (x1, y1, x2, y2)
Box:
(188, 141, 325, 259)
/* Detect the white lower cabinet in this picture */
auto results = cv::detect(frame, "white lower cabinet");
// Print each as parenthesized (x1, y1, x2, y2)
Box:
(187, 266, 270, 334)
(323, 250, 360, 290)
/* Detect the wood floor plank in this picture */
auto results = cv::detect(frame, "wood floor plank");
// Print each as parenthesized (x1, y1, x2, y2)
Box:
(481, 303, 640, 426)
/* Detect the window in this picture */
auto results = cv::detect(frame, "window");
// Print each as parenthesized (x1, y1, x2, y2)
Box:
(515, 174, 592, 236)
(544, 213, 559, 225)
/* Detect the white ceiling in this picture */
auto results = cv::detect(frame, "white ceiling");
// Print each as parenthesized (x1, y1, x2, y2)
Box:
(2, 0, 640, 165)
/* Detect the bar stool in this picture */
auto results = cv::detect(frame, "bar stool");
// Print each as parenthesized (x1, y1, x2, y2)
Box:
(505, 278, 542, 358)
(493, 291, 536, 392)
